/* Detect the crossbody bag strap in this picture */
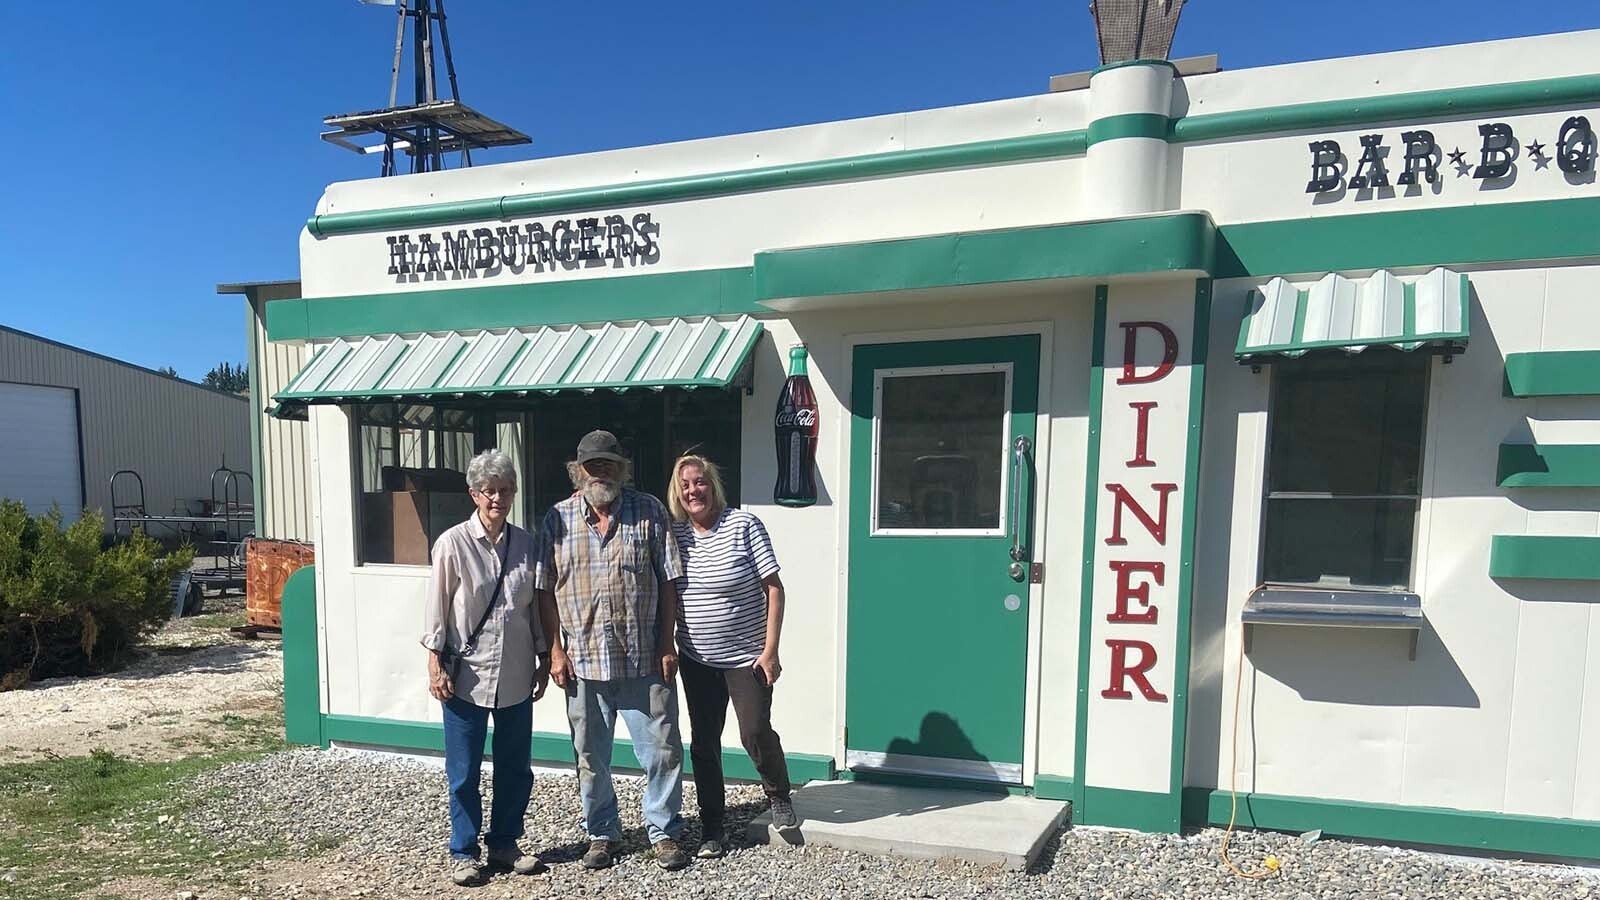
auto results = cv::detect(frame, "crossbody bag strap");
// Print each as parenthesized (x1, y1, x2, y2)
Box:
(461, 532, 513, 655)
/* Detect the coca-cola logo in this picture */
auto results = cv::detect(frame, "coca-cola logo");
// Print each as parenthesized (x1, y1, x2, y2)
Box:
(776, 408, 817, 428)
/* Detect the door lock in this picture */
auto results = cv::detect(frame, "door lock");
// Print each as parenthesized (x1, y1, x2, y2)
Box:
(1008, 561, 1026, 581)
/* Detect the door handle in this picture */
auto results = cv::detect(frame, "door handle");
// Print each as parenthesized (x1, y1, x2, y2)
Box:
(1008, 435, 1032, 574)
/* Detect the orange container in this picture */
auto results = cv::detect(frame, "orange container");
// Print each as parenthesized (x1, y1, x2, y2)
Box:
(245, 538, 315, 629)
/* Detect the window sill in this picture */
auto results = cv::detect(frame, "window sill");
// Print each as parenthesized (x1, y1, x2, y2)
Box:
(1242, 584, 1422, 659)
(350, 563, 432, 577)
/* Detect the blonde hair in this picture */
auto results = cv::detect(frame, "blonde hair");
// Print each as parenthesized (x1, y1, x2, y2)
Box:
(667, 455, 727, 521)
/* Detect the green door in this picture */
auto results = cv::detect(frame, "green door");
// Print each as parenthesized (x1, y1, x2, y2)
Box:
(846, 334, 1040, 784)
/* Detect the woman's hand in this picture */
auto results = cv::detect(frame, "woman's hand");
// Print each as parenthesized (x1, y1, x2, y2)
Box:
(754, 651, 782, 686)
(661, 648, 680, 683)
(550, 647, 573, 691)
(427, 652, 454, 702)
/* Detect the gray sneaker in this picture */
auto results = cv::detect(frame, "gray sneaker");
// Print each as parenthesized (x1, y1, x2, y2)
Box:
(654, 837, 690, 871)
(580, 839, 616, 870)
(769, 795, 799, 831)
(450, 858, 487, 887)
(486, 846, 548, 875)
(696, 835, 724, 859)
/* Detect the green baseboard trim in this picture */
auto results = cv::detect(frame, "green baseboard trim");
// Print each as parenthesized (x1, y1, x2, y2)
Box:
(1076, 786, 1181, 832)
(1504, 350, 1600, 398)
(1497, 443, 1600, 488)
(1181, 788, 1600, 860)
(836, 768, 1028, 796)
(1033, 774, 1074, 802)
(1489, 535, 1600, 581)
(317, 713, 835, 783)
(279, 566, 322, 746)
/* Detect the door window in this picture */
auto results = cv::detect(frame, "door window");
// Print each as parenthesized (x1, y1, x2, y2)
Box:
(872, 365, 1011, 534)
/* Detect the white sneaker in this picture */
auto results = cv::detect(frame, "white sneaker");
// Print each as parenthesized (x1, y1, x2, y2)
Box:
(450, 858, 487, 887)
(487, 846, 548, 875)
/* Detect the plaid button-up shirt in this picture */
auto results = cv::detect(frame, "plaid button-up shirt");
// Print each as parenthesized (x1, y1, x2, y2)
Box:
(535, 488, 684, 681)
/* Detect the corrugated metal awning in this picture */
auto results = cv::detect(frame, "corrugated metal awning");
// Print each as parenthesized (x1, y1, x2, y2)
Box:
(1236, 267, 1469, 363)
(271, 315, 763, 419)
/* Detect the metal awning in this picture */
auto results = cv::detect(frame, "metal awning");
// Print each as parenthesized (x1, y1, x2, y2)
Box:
(271, 315, 763, 419)
(1236, 267, 1469, 363)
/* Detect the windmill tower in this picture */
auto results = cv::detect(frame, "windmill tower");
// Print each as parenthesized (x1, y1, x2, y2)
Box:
(321, 0, 530, 176)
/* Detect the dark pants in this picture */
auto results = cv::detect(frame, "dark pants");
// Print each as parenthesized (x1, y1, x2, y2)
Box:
(441, 694, 533, 860)
(679, 653, 791, 837)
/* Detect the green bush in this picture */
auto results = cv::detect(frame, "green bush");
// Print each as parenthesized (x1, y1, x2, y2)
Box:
(0, 501, 193, 688)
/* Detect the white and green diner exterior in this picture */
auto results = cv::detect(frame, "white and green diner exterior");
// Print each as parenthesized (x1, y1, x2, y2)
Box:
(269, 29, 1600, 858)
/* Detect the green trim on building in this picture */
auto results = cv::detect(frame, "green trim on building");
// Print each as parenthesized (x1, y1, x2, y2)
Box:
(243, 294, 266, 536)
(1215, 196, 1600, 279)
(266, 267, 760, 342)
(305, 130, 1092, 237)
(754, 213, 1215, 303)
(1077, 786, 1181, 832)
(1489, 535, 1600, 582)
(1171, 73, 1600, 144)
(1497, 444, 1600, 488)
(1071, 286, 1110, 817)
(1169, 279, 1211, 807)
(1033, 774, 1074, 802)
(1180, 788, 1600, 861)
(1086, 113, 1171, 146)
(319, 714, 837, 783)
(280, 565, 322, 746)
(1503, 350, 1600, 398)
(1092, 58, 1181, 76)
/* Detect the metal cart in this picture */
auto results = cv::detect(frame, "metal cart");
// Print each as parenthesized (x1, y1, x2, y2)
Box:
(111, 466, 255, 616)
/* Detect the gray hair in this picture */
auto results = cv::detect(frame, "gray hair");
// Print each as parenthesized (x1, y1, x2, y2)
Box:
(467, 449, 518, 493)
(566, 458, 634, 489)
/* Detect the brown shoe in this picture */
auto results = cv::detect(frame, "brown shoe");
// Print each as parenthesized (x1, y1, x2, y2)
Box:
(580, 839, 616, 870)
(653, 837, 689, 871)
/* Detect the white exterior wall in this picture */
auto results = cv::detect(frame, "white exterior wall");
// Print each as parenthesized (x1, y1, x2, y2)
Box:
(241, 283, 315, 542)
(1189, 264, 1600, 820)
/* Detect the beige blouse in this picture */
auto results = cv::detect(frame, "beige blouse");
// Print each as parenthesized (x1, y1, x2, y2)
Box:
(422, 513, 547, 708)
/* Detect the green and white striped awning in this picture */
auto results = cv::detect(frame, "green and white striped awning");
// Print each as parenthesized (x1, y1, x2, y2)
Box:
(1236, 267, 1469, 363)
(271, 315, 763, 419)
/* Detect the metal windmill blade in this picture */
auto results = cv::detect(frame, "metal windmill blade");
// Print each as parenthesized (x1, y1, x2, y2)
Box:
(1089, 0, 1187, 65)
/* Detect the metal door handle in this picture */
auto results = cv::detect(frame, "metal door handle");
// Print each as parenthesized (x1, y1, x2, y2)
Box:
(1008, 435, 1031, 565)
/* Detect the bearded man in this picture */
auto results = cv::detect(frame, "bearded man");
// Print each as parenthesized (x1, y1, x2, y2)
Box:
(535, 430, 691, 872)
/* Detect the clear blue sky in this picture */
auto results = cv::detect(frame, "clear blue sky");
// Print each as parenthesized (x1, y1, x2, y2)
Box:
(1, 2, 1595, 381)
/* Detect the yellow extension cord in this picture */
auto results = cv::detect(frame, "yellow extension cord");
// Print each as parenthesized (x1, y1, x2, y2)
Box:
(1220, 624, 1281, 879)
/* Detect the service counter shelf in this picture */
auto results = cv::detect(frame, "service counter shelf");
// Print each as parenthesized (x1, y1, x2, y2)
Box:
(1242, 585, 1423, 660)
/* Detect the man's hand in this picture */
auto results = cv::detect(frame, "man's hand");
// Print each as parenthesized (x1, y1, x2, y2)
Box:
(661, 648, 679, 683)
(550, 647, 573, 691)
(427, 653, 454, 702)
(754, 651, 782, 686)
(532, 654, 551, 701)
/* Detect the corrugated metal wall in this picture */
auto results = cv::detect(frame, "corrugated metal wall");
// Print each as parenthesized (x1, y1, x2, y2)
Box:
(243, 284, 315, 541)
(0, 326, 252, 531)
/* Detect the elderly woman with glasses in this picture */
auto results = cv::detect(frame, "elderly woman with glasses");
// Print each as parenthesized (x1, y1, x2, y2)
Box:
(665, 454, 798, 859)
(421, 448, 550, 886)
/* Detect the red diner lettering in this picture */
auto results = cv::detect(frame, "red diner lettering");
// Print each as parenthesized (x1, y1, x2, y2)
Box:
(1117, 321, 1179, 385)
(1102, 639, 1168, 702)
(1127, 401, 1157, 468)
(1103, 483, 1178, 545)
(1106, 560, 1164, 623)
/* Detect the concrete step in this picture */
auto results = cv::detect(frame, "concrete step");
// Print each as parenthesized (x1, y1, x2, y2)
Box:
(747, 779, 1069, 870)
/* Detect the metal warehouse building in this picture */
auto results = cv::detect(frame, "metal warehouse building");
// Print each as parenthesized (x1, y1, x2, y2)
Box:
(0, 325, 253, 531)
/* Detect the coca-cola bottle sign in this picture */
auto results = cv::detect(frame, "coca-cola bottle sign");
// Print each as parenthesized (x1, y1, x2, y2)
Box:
(774, 344, 819, 508)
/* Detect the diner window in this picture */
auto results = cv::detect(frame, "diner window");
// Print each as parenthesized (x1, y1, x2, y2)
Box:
(1260, 352, 1429, 589)
(353, 404, 483, 565)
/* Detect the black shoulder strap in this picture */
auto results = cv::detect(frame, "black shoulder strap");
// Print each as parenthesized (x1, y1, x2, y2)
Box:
(462, 531, 513, 654)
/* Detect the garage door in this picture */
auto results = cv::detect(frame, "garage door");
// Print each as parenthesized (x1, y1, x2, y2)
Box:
(0, 382, 83, 522)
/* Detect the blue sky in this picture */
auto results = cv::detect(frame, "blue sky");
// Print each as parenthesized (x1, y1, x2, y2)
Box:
(1, 2, 1595, 381)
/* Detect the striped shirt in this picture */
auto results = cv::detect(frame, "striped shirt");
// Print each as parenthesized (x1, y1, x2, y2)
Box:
(672, 508, 781, 667)
(535, 488, 684, 681)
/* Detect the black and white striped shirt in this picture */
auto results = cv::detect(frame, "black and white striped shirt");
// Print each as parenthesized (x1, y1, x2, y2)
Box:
(672, 508, 781, 667)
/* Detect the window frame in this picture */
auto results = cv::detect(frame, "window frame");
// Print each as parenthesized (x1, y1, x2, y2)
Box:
(1256, 351, 1434, 592)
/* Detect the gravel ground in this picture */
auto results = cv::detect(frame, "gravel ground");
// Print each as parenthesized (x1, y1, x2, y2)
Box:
(159, 749, 1600, 900)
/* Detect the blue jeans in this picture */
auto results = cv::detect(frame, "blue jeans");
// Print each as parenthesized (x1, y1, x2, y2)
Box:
(567, 675, 684, 843)
(441, 695, 533, 860)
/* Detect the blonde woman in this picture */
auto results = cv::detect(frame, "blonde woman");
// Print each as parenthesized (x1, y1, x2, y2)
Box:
(666, 455, 797, 858)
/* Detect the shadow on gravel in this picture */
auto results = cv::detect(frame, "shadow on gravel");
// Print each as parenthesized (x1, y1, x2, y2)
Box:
(539, 797, 771, 863)
(1025, 826, 1066, 876)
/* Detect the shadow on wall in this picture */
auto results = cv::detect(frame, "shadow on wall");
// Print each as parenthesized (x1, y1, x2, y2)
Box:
(811, 712, 1001, 826)
(1246, 623, 1479, 708)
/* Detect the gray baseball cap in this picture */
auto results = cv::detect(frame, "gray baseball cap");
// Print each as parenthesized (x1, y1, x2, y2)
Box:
(576, 429, 627, 464)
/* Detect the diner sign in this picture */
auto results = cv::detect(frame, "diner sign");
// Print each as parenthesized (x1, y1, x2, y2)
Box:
(1305, 115, 1597, 194)
(384, 212, 662, 277)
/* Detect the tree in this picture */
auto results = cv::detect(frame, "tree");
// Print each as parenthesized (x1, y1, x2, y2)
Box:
(155, 366, 179, 378)
(203, 361, 249, 394)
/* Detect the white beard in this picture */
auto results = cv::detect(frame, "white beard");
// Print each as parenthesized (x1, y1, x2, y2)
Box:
(584, 480, 621, 507)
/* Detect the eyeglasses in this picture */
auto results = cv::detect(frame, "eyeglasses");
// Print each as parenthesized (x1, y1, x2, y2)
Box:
(471, 486, 517, 498)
